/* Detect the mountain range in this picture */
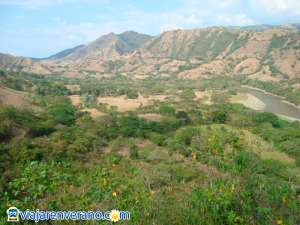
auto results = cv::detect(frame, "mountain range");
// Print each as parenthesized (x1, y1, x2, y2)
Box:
(31, 31, 153, 62)
(1, 23, 300, 82)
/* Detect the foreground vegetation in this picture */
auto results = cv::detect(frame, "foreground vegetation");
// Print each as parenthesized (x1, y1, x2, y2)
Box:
(0, 69, 300, 224)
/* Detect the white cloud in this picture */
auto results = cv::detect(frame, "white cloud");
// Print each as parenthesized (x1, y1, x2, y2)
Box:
(160, 23, 181, 33)
(52, 17, 66, 26)
(250, 0, 300, 16)
(185, 15, 202, 24)
(217, 13, 253, 25)
(233, 14, 253, 25)
(218, 15, 231, 23)
(64, 34, 82, 41)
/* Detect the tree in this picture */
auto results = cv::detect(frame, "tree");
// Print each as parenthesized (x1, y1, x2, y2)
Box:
(159, 105, 175, 115)
(254, 112, 279, 127)
(118, 116, 140, 128)
(49, 103, 77, 126)
(180, 88, 196, 99)
(212, 110, 227, 124)
(126, 92, 138, 99)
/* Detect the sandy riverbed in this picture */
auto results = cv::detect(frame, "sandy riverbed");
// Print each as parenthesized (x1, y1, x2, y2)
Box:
(233, 93, 300, 122)
(242, 85, 300, 109)
(235, 94, 266, 111)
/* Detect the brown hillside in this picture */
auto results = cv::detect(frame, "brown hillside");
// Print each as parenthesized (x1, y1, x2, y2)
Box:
(0, 54, 51, 74)
(33, 27, 300, 81)
(0, 86, 41, 112)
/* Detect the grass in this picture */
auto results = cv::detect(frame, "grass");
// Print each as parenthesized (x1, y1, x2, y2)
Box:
(230, 93, 248, 102)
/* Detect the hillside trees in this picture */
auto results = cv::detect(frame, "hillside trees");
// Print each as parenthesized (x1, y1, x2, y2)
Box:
(254, 112, 280, 127)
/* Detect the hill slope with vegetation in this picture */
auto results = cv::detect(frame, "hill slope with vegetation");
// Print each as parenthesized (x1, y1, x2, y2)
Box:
(0, 69, 300, 223)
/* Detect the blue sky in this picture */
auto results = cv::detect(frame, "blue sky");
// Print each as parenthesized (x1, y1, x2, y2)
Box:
(0, 0, 299, 58)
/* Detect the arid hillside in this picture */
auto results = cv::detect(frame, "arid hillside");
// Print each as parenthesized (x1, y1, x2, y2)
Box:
(0, 86, 41, 112)
(53, 30, 153, 62)
(1, 27, 300, 82)
(39, 27, 300, 82)
(0, 54, 51, 74)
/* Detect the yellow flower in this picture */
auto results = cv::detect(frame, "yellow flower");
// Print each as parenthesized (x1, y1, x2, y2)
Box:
(8, 204, 11, 207)
(151, 190, 155, 195)
(208, 139, 212, 141)
(113, 164, 116, 167)
(277, 220, 283, 224)
(149, 196, 152, 200)
(215, 148, 219, 155)
(282, 197, 286, 203)
(146, 213, 149, 216)
(113, 192, 117, 196)
(231, 186, 235, 193)
(191, 153, 196, 159)
(135, 200, 139, 204)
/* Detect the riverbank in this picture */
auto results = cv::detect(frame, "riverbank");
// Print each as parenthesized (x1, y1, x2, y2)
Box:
(233, 93, 266, 111)
(241, 85, 300, 109)
(276, 114, 300, 122)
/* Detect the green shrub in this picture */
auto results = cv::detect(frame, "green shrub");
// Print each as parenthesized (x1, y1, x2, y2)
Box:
(130, 148, 139, 159)
(252, 127, 262, 134)
(259, 158, 288, 179)
(254, 112, 279, 127)
(212, 110, 227, 124)
(228, 89, 237, 95)
(140, 149, 150, 159)
(220, 125, 227, 132)
(180, 88, 197, 99)
(126, 92, 138, 99)
(149, 133, 168, 146)
(159, 105, 175, 115)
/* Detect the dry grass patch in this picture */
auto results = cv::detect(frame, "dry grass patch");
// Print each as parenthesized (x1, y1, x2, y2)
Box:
(138, 113, 162, 122)
(230, 93, 248, 102)
(69, 95, 82, 105)
(80, 108, 105, 118)
(0, 87, 41, 112)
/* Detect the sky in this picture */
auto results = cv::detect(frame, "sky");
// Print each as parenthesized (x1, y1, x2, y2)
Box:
(0, 0, 300, 58)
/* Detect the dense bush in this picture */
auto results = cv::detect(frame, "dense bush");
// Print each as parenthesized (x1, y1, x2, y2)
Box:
(254, 112, 280, 127)
(126, 92, 138, 99)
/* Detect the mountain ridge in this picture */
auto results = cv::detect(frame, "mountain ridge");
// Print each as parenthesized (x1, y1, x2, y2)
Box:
(1, 25, 300, 83)
(31, 45, 85, 62)
(31, 31, 153, 62)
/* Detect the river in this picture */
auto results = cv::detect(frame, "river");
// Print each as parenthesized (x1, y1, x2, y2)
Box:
(86, 94, 92, 104)
(246, 88, 300, 120)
